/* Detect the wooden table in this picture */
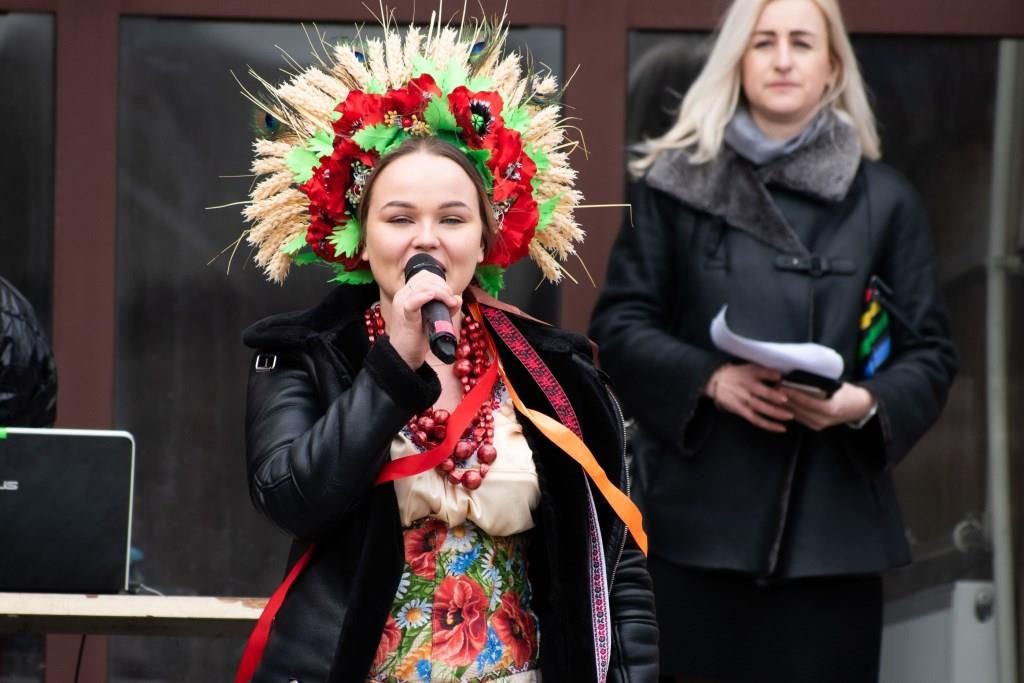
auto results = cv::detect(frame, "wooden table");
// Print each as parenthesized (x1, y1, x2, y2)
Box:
(0, 593, 266, 636)
(0, 593, 267, 682)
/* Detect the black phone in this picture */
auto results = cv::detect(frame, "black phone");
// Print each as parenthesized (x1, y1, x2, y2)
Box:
(780, 370, 841, 398)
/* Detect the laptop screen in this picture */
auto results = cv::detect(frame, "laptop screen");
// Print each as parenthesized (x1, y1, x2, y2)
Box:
(0, 427, 135, 593)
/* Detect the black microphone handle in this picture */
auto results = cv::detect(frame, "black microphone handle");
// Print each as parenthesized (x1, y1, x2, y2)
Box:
(421, 300, 457, 364)
(404, 254, 458, 364)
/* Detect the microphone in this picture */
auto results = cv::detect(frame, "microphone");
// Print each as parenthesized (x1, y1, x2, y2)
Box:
(403, 253, 458, 364)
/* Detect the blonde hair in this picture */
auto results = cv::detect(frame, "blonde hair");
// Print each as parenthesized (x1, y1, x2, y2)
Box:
(629, 0, 880, 177)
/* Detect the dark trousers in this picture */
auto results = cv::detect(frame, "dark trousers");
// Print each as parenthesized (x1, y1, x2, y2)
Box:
(649, 556, 883, 683)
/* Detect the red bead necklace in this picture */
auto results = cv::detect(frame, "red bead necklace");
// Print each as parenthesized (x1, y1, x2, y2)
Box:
(364, 303, 498, 490)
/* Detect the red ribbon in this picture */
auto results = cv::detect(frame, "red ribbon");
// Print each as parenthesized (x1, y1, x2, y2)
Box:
(234, 544, 314, 683)
(375, 357, 498, 484)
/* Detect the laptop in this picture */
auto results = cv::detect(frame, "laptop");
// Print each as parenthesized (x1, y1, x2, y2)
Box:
(0, 427, 135, 593)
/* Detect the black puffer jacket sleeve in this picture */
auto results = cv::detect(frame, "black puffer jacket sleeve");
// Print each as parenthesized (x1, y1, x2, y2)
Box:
(245, 337, 441, 539)
(607, 541, 660, 683)
(589, 181, 729, 453)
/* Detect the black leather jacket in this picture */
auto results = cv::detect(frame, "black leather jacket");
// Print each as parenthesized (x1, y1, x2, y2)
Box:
(0, 275, 56, 426)
(243, 284, 658, 682)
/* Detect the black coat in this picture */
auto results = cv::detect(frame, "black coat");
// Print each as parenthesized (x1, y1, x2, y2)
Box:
(589, 134, 958, 579)
(0, 275, 56, 426)
(242, 284, 658, 682)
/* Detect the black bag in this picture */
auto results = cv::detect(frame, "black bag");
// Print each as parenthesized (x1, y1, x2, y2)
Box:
(0, 276, 57, 426)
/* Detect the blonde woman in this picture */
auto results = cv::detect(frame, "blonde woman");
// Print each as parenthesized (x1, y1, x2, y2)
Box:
(590, 0, 957, 681)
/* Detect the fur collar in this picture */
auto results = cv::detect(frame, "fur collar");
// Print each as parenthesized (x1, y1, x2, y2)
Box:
(645, 110, 862, 255)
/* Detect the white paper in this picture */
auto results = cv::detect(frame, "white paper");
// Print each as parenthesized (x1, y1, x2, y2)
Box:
(709, 306, 844, 379)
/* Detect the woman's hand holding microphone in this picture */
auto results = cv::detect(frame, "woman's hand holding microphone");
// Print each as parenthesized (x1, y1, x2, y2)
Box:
(387, 269, 462, 370)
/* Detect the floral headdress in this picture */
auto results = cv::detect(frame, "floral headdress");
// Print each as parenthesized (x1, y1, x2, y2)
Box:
(240, 13, 583, 295)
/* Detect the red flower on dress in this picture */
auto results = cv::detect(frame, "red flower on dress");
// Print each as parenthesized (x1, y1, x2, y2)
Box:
(493, 592, 537, 668)
(448, 86, 504, 148)
(403, 519, 448, 579)
(372, 613, 402, 669)
(431, 575, 488, 666)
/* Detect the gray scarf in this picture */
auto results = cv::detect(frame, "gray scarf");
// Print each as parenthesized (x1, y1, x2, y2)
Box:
(724, 106, 829, 166)
(645, 108, 862, 256)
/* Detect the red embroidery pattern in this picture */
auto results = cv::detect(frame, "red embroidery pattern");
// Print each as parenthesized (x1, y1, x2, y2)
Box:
(481, 305, 612, 678)
(480, 307, 581, 434)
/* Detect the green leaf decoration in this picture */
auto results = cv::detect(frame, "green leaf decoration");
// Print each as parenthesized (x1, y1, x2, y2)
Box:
(291, 248, 320, 266)
(536, 193, 562, 232)
(474, 264, 505, 296)
(438, 59, 470, 94)
(353, 123, 402, 153)
(503, 105, 530, 133)
(285, 147, 320, 183)
(463, 147, 493, 191)
(466, 75, 494, 91)
(330, 109, 342, 121)
(411, 54, 435, 78)
(328, 220, 362, 258)
(308, 129, 334, 157)
(423, 97, 458, 133)
(527, 144, 552, 192)
(366, 78, 386, 95)
(526, 144, 550, 173)
(280, 231, 308, 255)
(329, 268, 375, 285)
(437, 130, 462, 148)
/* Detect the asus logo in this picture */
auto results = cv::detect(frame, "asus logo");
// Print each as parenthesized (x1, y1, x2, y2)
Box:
(0, 480, 19, 492)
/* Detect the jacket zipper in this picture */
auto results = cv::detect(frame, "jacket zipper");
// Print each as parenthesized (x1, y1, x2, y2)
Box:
(603, 382, 630, 590)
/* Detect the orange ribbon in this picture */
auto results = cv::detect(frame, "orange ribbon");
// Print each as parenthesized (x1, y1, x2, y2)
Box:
(469, 301, 648, 556)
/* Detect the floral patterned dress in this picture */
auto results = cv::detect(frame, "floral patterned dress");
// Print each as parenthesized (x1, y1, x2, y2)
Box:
(367, 518, 541, 682)
(368, 377, 543, 682)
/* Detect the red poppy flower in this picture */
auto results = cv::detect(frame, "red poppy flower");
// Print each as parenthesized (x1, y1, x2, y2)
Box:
(372, 613, 402, 669)
(448, 86, 505, 148)
(299, 135, 378, 268)
(300, 160, 349, 224)
(484, 191, 539, 268)
(336, 135, 377, 169)
(386, 73, 441, 119)
(486, 128, 536, 203)
(303, 211, 364, 270)
(300, 138, 376, 220)
(493, 592, 537, 668)
(431, 576, 488, 666)
(403, 519, 448, 579)
(333, 90, 389, 136)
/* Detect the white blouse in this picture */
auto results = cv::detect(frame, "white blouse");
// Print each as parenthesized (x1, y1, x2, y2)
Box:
(390, 386, 540, 536)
